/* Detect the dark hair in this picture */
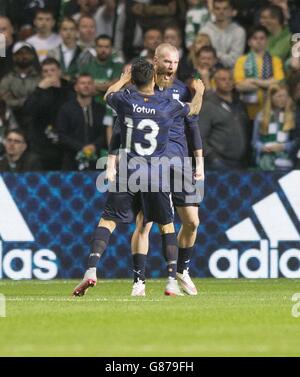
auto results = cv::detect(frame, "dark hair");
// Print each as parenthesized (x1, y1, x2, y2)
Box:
(213, 0, 235, 9)
(196, 45, 217, 58)
(260, 5, 285, 26)
(214, 66, 232, 77)
(131, 58, 155, 87)
(5, 128, 27, 143)
(144, 27, 162, 36)
(41, 57, 61, 69)
(75, 73, 93, 84)
(35, 7, 55, 19)
(59, 17, 77, 30)
(95, 34, 113, 45)
(248, 25, 269, 40)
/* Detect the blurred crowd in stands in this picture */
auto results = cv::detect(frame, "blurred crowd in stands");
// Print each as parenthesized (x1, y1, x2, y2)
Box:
(0, 0, 300, 172)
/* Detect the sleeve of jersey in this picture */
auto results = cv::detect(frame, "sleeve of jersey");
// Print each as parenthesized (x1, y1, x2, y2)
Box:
(108, 118, 121, 155)
(185, 115, 203, 151)
(106, 92, 123, 111)
(173, 99, 190, 119)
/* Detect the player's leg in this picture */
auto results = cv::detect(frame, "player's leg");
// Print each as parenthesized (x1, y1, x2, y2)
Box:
(159, 223, 183, 296)
(73, 219, 116, 297)
(175, 206, 200, 296)
(73, 190, 136, 297)
(131, 211, 153, 296)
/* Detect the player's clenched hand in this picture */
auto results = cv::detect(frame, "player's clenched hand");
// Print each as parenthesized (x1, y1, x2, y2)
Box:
(191, 79, 205, 96)
(194, 158, 205, 181)
(105, 166, 117, 183)
(120, 68, 132, 84)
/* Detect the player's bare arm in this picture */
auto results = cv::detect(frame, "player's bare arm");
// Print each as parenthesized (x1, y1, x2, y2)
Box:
(188, 79, 205, 116)
(104, 71, 132, 101)
(106, 154, 117, 183)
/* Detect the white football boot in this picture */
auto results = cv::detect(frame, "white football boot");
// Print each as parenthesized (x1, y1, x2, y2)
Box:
(131, 279, 146, 297)
(72, 268, 97, 297)
(176, 270, 198, 296)
(164, 278, 184, 296)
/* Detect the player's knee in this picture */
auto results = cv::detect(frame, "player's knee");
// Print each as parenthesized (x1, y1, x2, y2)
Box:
(135, 213, 152, 235)
(182, 218, 200, 232)
(159, 223, 175, 234)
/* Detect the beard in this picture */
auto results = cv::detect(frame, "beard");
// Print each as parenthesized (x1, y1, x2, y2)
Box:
(155, 67, 176, 89)
(16, 59, 33, 69)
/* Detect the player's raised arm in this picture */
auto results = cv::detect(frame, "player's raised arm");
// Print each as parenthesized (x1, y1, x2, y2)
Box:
(104, 69, 132, 102)
(188, 79, 206, 116)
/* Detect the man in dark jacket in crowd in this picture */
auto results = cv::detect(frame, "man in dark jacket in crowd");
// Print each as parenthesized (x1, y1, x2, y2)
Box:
(24, 57, 74, 170)
(57, 73, 106, 170)
(0, 129, 41, 172)
(199, 67, 250, 169)
(0, 42, 40, 130)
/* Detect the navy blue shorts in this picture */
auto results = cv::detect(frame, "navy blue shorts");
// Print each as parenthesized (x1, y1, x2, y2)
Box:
(102, 191, 141, 224)
(102, 190, 174, 225)
(170, 165, 201, 207)
(140, 191, 174, 225)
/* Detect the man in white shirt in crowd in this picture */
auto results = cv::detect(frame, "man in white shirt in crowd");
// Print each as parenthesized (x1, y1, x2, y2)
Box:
(26, 8, 61, 62)
(48, 17, 82, 81)
(200, 0, 246, 68)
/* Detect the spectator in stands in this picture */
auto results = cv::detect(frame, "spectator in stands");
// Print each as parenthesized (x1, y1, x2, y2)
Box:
(58, 73, 106, 170)
(0, 42, 40, 130)
(2, 0, 61, 30)
(199, 67, 250, 169)
(193, 46, 219, 91)
(140, 28, 163, 63)
(259, 4, 291, 61)
(79, 34, 123, 138)
(185, 0, 211, 50)
(0, 129, 42, 172)
(181, 32, 212, 84)
(252, 83, 296, 170)
(200, 0, 246, 68)
(0, 96, 18, 156)
(0, 16, 14, 80)
(163, 24, 184, 58)
(93, 0, 126, 56)
(26, 8, 61, 62)
(72, 0, 100, 22)
(78, 15, 97, 50)
(24, 58, 74, 170)
(80, 35, 123, 102)
(48, 17, 82, 81)
(188, 32, 212, 67)
(131, 0, 183, 32)
(234, 25, 285, 121)
(268, 0, 300, 33)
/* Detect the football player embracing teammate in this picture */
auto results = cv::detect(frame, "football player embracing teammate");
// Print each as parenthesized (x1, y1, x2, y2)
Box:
(131, 44, 205, 297)
(72, 57, 205, 297)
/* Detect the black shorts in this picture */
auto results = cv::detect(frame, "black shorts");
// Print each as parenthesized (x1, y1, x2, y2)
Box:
(170, 165, 202, 208)
(140, 191, 174, 225)
(102, 191, 141, 224)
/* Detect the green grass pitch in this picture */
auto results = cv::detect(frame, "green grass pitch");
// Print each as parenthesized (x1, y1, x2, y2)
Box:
(0, 279, 300, 357)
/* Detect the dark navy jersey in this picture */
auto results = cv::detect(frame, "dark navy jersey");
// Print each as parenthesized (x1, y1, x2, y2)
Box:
(106, 89, 190, 160)
(156, 79, 202, 158)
